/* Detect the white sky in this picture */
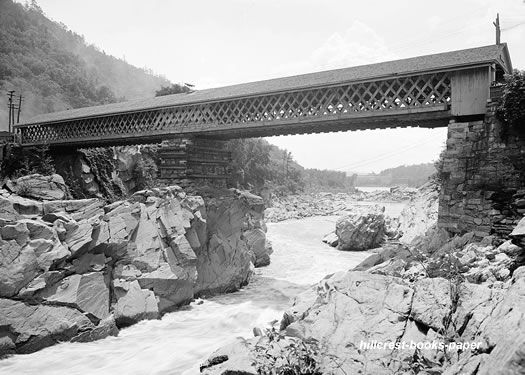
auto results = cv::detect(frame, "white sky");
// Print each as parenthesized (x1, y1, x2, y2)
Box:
(30, 0, 525, 172)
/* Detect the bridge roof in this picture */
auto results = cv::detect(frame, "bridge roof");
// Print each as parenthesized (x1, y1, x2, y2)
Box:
(18, 43, 512, 127)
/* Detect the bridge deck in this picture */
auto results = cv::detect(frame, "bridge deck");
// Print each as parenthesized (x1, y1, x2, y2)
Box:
(15, 44, 512, 147)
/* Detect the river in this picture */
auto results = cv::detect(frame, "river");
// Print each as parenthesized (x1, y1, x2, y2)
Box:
(0, 201, 406, 375)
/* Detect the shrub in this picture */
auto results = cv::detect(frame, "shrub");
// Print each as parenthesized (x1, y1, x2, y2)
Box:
(496, 70, 525, 134)
(132, 155, 158, 191)
(254, 329, 323, 375)
(0, 144, 55, 178)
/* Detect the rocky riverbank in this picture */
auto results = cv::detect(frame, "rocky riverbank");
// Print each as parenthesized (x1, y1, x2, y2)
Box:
(200, 183, 525, 375)
(321, 182, 438, 251)
(265, 187, 415, 223)
(0, 174, 271, 356)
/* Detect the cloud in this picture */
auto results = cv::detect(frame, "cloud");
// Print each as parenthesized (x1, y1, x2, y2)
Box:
(274, 20, 398, 77)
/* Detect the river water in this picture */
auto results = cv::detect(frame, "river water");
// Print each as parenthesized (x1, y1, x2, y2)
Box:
(0, 201, 406, 375)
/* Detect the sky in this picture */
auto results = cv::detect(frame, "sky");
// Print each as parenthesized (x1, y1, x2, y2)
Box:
(25, 0, 525, 173)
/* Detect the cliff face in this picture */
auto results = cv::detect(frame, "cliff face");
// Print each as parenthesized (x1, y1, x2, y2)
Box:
(0, 178, 269, 356)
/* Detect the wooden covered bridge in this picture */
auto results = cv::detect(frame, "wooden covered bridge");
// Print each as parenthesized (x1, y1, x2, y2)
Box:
(14, 44, 513, 183)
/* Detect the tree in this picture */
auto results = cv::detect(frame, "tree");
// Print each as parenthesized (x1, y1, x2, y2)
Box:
(155, 83, 193, 97)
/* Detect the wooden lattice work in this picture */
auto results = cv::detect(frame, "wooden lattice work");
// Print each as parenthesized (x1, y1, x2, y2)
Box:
(18, 73, 451, 146)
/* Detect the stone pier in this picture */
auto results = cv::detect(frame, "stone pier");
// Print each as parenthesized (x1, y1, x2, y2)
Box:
(438, 88, 525, 237)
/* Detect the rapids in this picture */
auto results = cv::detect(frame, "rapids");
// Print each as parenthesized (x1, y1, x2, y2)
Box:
(0, 201, 406, 375)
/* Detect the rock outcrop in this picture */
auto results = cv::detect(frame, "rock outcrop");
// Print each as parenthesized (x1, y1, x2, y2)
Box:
(0, 184, 269, 356)
(398, 181, 440, 244)
(202, 186, 525, 375)
(264, 189, 415, 223)
(5, 174, 69, 201)
(202, 266, 525, 375)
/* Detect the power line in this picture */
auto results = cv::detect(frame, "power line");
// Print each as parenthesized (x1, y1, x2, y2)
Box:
(502, 20, 525, 31)
(332, 136, 440, 172)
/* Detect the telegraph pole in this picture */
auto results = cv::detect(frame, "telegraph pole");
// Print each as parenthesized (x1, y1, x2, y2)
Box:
(17, 94, 23, 124)
(6, 90, 15, 133)
(493, 13, 501, 45)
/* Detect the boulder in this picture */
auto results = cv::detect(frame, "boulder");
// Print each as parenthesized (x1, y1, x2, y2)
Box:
(335, 211, 386, 251)
(6, 174, 68, 201)
(0, 298, 93, 355)
(244, 228, 270, 267)
(113, 279, 159, 327)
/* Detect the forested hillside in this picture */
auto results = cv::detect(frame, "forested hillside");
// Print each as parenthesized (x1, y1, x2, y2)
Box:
(0, 0, 170, 128)
(354, 163, 436, 187)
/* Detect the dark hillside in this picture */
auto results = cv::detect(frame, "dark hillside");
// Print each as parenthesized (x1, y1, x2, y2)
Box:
(0, 0, 170, 129)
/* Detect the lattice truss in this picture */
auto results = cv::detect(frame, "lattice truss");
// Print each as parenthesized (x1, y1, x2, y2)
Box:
(19, 73, 451, 145)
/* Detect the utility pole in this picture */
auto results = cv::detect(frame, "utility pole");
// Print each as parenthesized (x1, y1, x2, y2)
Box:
(493, 13, 501, 45)
(6, 90, 15, 133)
(17, 94, 23, 124)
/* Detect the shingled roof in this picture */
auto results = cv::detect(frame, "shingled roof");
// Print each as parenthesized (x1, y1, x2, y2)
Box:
(18, 43, 512, 127)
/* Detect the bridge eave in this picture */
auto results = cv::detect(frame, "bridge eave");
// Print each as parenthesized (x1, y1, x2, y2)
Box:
(20, 109, 452, 148)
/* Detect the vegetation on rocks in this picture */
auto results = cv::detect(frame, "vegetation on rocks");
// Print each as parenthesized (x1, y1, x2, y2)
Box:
(496, 69, 525, 135)
(0, 144, 55, 178)
(80, 148, 124, 202)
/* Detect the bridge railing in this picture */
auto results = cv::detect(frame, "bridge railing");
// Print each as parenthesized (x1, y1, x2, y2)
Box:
(18, 72, 451, 146)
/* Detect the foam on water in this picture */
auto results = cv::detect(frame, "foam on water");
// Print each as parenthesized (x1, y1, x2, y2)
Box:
(0, 208, 403, 375)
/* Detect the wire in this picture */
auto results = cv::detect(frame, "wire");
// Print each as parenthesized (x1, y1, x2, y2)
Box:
(331, 136, 440, 172)
(502, 21, 525, 31)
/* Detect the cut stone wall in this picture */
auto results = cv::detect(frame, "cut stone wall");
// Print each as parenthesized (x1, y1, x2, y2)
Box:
(438, 92, 525, 237)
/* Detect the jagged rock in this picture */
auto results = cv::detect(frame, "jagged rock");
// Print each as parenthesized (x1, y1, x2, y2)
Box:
(64, 220, 93, 256)
(137, 263, 196, 312)
(322, 231, 339, 247)
(200, 338, 257, 375)
(0, 298, 93, 355)
(0, 196, 21, 223)
(42, 211, 73, 223)
(7, 195, 43, 216)
(39, 272, 110, 320)
(28, 238, 70, 271)
(17, 271, 64, 298)
(410, 277, 452, 332)
(0, 240, 39, 297)
(43, 198, 104, 221)
(353, 243, 412, 271)
(113, 262, 142, 280)
(20, 219, 55, 240)
(195, 191, 254, 295)
(244, 228, 270, 267)
(72, 253, 107, 273)
(71, 315, 119, 343)
(1, 222, 29, 245)
(6, 174, 68, 201)
(335, 210, 386, 251)
(214, 265, 525, 375)
(0, 184, 268, 355)
(113, 279, 159, 327)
